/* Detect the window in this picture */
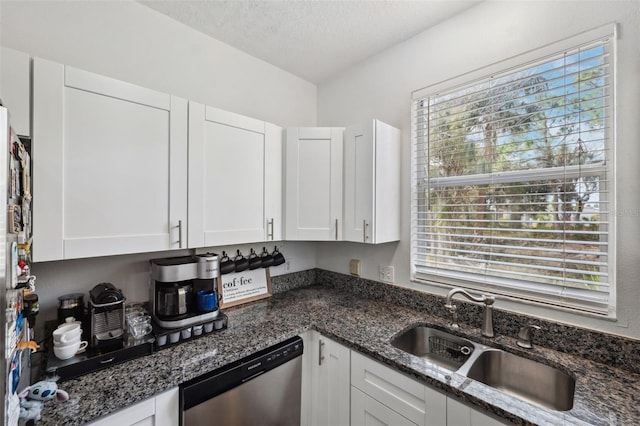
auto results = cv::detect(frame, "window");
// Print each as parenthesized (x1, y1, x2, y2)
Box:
(411, 27, 615, 315)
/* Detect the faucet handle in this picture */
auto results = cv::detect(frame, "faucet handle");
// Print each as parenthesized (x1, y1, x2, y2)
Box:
(517, 324, 542, 349)
(482, 294, 496, 305)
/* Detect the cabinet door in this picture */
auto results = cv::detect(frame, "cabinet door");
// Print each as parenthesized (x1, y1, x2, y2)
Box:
(87, 397, 155, 426)
(300, 332, 314, 426)
(343, 122, 374, 243)
(351, 386, 417, 426)
(32, 58, 187, 261)
(0, 47, 30, 137)
(343, 120, 400, 244)
(264, 122, 283, 241)
(285, 127, 343, 240)
(189, 104, 280, 247)
(351, 351, 446, 426)
(446, 397, 507, 426)
(310, 333, 351, 426)
(87, 388, 178, 426)
(154, 388, 180, 426)
(372, 120, 401, 243)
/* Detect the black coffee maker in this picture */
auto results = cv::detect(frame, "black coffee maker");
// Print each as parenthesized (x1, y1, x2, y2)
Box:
(150, 254, 219, 329)
(89, 282, 125, 349)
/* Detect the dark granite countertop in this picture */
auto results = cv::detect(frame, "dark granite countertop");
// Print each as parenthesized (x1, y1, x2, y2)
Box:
(39, 284, 640, 426)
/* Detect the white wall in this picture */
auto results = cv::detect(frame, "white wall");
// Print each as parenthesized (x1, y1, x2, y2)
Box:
(0, 0, 316, 127)
(0, 0, 319, 330)
(317, 1, 640, 339)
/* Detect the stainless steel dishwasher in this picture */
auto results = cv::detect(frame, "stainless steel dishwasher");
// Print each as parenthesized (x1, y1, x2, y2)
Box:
(180, 336, 303, 426)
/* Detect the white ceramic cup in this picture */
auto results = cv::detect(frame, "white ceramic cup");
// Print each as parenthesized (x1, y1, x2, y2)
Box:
(54, 331, 81, 346)
(53, 324, 82, 345)
(53, 340, 88, 360)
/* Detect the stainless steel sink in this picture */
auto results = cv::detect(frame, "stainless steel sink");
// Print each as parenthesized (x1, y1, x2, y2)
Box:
(390, 326, 476, 371)
(391, 326, 576, 412)
(460, 349, 575, 411)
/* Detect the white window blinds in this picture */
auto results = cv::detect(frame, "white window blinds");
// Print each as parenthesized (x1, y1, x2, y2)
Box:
(411, 29, 614, 315)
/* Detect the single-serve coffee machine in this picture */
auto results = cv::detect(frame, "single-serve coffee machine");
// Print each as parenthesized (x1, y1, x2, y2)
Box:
(89, 282, 125, 350)
(150, 253, 220, 329)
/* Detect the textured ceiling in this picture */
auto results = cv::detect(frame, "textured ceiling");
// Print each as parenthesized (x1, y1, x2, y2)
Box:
(139, 0, 480, 84)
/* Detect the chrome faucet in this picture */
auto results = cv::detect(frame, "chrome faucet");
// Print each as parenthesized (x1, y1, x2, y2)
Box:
(444, 288, 495, 338)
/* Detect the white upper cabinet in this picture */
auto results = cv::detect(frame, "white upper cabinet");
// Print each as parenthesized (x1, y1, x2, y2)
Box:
(32, 58, 188, 261)
(343, 119, 401, 244)
(285, 127, 343, 241)
(188, 103, 282, 247)
(1, 47, 31, 137)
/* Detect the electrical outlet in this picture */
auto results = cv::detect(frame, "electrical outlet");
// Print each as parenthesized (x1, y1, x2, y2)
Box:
(379, 265, 394, 283)
(349, 259, 361, 276)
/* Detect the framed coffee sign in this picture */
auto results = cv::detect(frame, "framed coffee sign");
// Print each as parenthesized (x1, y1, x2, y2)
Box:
(217, 268, 272, 308)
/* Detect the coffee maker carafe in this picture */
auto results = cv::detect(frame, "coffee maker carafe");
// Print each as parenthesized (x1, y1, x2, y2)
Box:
(150, 253, 219, 329)
(155, 282, 193, 318)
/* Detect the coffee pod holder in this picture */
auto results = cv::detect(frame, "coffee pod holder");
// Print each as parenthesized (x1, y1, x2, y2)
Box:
(152, 312, 228, 350)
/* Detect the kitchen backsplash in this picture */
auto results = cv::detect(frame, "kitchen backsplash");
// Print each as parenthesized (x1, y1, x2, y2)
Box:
(270, 269, 317, 294)
(315, 269, 640, 375)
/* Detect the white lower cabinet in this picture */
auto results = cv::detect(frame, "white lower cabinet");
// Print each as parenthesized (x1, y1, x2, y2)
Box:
(305, 331, 351, 426)
(351, 386, 417, 426)
(446, 397, 508, 426)
(351, 351, 446, 426)
(87, 388, 179, 426)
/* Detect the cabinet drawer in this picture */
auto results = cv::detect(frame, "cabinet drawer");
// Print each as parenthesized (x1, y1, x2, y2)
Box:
(87, 397, 154, 426)
(351, 386, 417, 426)
(447, 397, 508, 426)
(352, 351, 446, 425)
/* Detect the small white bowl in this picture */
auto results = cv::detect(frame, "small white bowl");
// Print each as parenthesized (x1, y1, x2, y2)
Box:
(53, 340, 87, 360)
(53, 326, 82, 345)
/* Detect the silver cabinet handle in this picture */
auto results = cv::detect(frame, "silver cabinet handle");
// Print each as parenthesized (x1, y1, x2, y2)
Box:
(363, 220, 369, 242)
(319, 340, 325, 366)
(177, 220, 183, 248)
(267, 218, 274, 240)
(335, 219, 338, 240)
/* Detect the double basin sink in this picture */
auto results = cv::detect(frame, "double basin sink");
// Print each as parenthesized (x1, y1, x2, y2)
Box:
(391, 326, 575, 411)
